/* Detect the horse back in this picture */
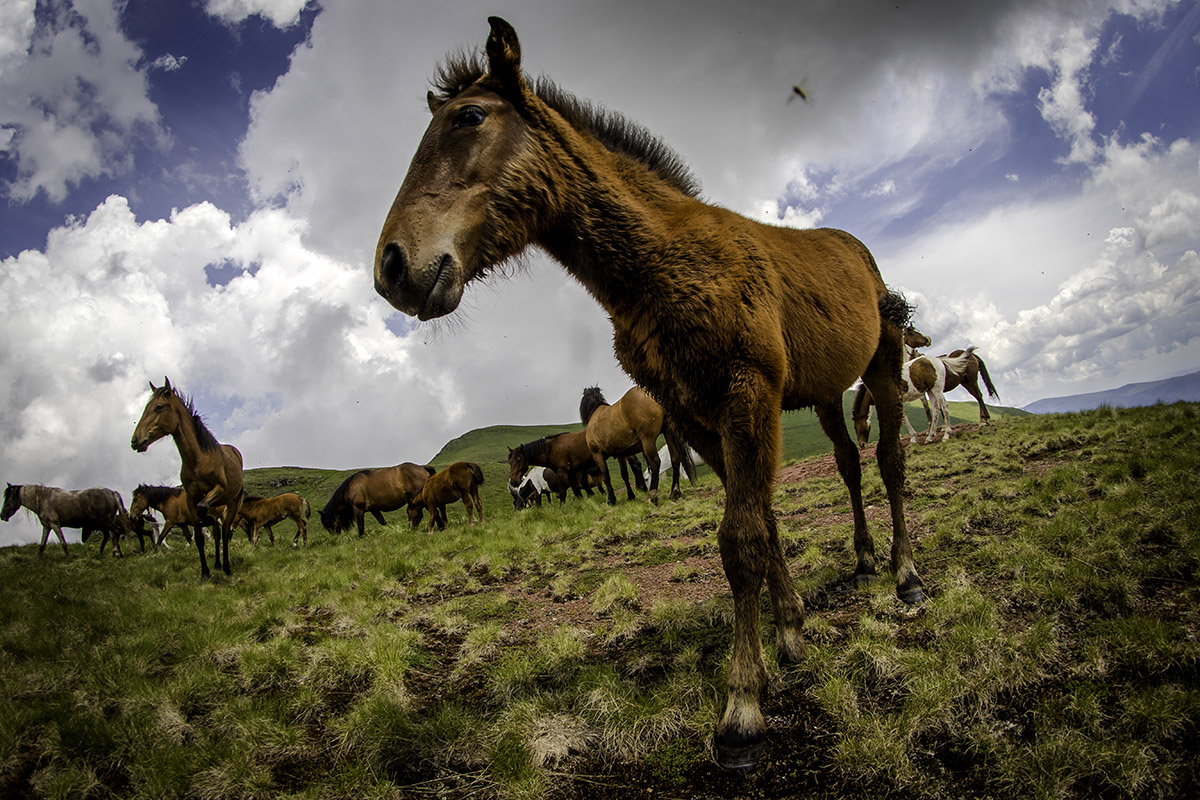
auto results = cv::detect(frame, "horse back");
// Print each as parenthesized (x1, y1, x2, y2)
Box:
(41, 487, 122, 529)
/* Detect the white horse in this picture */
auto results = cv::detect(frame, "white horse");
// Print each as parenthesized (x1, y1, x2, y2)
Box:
(642, 444, 704, 485)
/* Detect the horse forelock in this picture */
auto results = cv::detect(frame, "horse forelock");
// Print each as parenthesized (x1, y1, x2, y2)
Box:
(879, 290, 915, 331)
(430, 52, 700, 199)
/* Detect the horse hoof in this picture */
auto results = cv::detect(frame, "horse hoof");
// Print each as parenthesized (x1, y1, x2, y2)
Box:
(853, 572, 877, 589)
(713, 728, 766, 771)
(898, 581, 925, 606)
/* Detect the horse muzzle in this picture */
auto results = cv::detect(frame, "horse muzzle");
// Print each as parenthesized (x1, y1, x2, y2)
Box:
(375, 242, 464, 321)
(131, 437, 150, 453)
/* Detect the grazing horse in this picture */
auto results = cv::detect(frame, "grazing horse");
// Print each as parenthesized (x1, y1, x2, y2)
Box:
(852, 349, 975, 446)
(580, 386, 696, 504)
(372, 17, 922, 769)
(2, 483, 134, 557)
(319, 462, 435, 536)
(510, 465, 578, 508)
(507, 432, 602, 499)
(237, 493, 311, 547)
(129, 484, 200, 548)
(407, 462, 485, 531)
(131, 378, 244, 579)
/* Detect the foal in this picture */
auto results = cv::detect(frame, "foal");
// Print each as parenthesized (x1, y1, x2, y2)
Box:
(373, 17, 921, 769)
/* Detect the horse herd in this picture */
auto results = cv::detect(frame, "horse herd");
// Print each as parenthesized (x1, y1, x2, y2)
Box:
(5, 17, 1007, 769)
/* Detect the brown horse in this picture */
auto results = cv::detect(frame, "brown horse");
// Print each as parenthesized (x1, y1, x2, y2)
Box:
(580, 385, 695, 504)
(507, 431, 611, 499)
(319, 462, 435, 536)
(129, 484, 199, 548)
(237, 493, 311, 547)
(131, 378, 244, 579)
(407, 461, 485, 531)
(2, 483, 134, 557)
(373, 17, 921, 769)
(939, 347, 1001, 424)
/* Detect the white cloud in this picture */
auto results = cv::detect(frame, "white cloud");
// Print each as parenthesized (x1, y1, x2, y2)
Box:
(0, 0, 163, 202)
(203, 0, 309, 28)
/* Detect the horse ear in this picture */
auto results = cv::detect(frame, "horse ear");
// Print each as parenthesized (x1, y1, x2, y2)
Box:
(149, 380, 157, 391)
(485, 16, 524, 95)
(163, 376, 172, 392)
(427, 90, 445, 114)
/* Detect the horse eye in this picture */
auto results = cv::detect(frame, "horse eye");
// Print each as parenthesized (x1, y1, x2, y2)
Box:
(453, 107, 486, 129)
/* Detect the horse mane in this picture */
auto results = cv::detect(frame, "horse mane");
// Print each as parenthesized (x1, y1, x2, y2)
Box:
(321, 470, 371, 533)
(879, 289, 915, 330)
(136, 484, 183, 507)
(517, 437, 550, 461)
(579, 386, 608, 425)
(166, 388, 221, 453)
(432, 53, 701, 198)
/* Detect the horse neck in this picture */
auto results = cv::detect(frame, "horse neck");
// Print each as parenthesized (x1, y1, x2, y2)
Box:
(531, 114, 687, 311)
(167, 399, 208, 468)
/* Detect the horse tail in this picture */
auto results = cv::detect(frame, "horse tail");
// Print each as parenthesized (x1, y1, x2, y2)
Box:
(301, 496, 311, 519)
(662, 418, 696, 484)
(470, 462, 485, 487)
(113, 490, 133, 536)
(579, 386, 607, 424)
(422, 464, 436, 476)
(942, 347, 975, 379)
(878, 288, 916, 331)
(975, 352, 1001, 400)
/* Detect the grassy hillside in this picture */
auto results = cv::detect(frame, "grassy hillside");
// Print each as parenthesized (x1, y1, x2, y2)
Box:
(1, 403, 1194, 799)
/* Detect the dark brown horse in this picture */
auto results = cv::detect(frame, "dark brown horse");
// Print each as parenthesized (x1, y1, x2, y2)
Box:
(407, 461, 485, 531)
(2, 483, 134, 557)
(507, 431, 609, 499)
(131, 378, 244, 579)
(237, 493, 311, 547)
(129, 484, 199, 548)
(580, 385, 695, 504)
(319, 462, 435, 536)
(373, 17, 920, 769)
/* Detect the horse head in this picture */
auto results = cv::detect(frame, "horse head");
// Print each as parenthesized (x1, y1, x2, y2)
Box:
(1, 483, 21, 521)
(131, 379, 179, 453)
(507, 445, 530, 487)
(374, 17, 542, 320)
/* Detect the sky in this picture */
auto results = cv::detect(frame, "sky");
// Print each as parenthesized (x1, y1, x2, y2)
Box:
(1, 0, 1198, 546)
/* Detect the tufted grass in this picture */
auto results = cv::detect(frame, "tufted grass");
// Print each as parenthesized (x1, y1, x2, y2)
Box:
(0, 403, 1197, 798)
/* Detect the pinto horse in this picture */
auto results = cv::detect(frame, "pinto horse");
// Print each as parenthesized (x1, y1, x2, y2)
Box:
(580, 385, 695, 504)
(373, 17, 921, 769)
(852, 349, 975, 446)
(319, 462, 434, 536)
(237, 493, 311, 547)
(2, 483, 134, 557)
(407, 462, 485, 531)
(129, 484, 199, 548)
(507, 432, 602, 499)
(939, 347, 1001, 425)
(131, 378, 244, 579)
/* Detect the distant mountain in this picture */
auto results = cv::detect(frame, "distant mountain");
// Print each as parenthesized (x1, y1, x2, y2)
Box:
(1023, 371, 1200, 414)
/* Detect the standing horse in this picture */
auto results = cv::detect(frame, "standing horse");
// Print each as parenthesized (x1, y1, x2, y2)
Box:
(407, 462, 485, 531)
(237, 493, 311, 547)
(2, 483, 134, 557)
(580, 385, 695, 504)
(319, 462, 435, 536)
(129, 484, 200, 548)
(939, 347, 1001, 425)
(852, 349, 975, 446)
(373, 17, 921, 769)
(131, 378, 244, 579)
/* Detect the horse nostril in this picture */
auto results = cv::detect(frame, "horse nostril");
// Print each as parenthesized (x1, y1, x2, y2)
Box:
(378, 242, 409, 289)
